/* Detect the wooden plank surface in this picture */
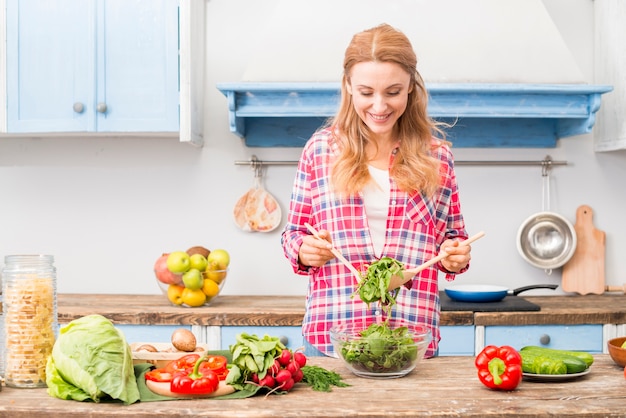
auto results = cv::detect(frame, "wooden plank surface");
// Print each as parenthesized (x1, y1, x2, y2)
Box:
(1, 355, 624, 417)
(56, 293, 626, 327)
(56, 294, 475, 326)
(562, 205, 606, 295)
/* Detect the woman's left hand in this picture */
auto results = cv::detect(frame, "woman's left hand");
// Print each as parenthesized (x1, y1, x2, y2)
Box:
(440, 239, 471, 273)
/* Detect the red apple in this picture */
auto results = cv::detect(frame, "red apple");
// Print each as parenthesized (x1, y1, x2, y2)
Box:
(154, 253, 182, 285)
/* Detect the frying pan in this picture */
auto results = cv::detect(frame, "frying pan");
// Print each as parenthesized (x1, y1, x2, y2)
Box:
(444, 284, 558, 303)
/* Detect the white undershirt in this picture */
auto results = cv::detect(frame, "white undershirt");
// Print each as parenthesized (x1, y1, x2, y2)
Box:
(362, 165, 390, 256)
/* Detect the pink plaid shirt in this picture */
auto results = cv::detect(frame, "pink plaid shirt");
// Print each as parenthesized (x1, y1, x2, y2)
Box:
(281, 128, 468, 358)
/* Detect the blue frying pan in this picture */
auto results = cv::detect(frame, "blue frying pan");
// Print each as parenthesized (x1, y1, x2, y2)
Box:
(444, 284, 558, 303)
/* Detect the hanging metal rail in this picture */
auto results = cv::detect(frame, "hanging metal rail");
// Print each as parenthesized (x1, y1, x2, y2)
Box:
(235, 155, 567, 169)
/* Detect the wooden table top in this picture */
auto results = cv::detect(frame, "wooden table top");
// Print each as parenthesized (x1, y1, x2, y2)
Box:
(1, 355, 624, 417)
(56, 293, 626, 327)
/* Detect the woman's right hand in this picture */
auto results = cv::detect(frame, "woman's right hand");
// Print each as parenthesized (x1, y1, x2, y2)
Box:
(298, 229, 336, 267)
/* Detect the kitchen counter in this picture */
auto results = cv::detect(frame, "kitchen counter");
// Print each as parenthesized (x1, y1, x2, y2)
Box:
(1, 355, 624, 417)
(56, 293, 626, 327)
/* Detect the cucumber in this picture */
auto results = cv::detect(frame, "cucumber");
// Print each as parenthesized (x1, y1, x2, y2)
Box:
(520, 346, 589, 373)
(521, 346, 594, 367)
(519, 350, 567, 374)
(529, 356, 568, 375)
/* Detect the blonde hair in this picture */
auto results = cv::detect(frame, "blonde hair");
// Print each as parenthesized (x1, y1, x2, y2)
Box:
(329, 23, 447, 197)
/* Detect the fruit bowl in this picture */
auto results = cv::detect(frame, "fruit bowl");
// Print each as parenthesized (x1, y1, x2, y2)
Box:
(329, 319, 431, 379)
(607, 336, 626, 367)
(155, 269, 228, 307)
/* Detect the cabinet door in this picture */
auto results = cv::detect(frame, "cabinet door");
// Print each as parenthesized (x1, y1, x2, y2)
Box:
(6, 0, 179, 133)
(484, 325, 603, 353)
(6, 0, 93, 132)
(439, 326, 475, 356)
(96, 0, 179, 132)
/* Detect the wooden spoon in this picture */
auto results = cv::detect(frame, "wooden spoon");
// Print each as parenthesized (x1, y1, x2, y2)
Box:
(387, 231, 486, 290)
(304, 223, 364, 283)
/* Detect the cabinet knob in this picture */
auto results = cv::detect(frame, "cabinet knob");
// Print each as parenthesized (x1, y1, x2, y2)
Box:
(539, 334, 551, 345)
(73, 102, 84, 113)
(279, 335, 289, 346)
(96, 103, 108, 113)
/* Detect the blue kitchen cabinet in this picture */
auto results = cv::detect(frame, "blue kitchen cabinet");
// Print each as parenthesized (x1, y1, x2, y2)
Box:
(220, 326, 304, 351)
(484, 324, 603, 353)
(6, 0, 179, 133)
(439, 325, 475, 356)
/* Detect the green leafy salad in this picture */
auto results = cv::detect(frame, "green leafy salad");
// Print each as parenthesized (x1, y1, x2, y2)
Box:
(338, 322, 419, 374)
(338, 257, 425, 374)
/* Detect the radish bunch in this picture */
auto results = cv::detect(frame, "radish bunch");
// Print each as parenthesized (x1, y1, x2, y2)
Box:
(251, 349, 307, 392)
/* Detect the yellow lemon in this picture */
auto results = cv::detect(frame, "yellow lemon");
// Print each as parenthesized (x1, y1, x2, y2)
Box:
(205, 269, 227, 284)
(167, 284, 185, 305)
(181, 287, 206, 307)
(202, 278, 220, 300)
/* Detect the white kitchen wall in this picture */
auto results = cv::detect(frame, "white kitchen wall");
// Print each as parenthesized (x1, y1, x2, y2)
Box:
(1, 0, 624, 298)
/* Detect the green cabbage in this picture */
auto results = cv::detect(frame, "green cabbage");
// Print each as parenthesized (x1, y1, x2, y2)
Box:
(45, 314, 140, 404)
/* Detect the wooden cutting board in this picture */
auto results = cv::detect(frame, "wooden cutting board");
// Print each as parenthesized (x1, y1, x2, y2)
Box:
(562, 205, 606, 295)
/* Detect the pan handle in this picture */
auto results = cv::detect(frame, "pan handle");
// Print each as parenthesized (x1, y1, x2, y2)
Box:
(509, 284, 558, 296)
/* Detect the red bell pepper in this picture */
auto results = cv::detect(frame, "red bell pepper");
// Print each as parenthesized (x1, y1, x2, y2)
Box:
(475, 345, 523, 391)
(170, 354, 220, 395)
(198, 354, 229, 381)
(165, 354, 201, 374)
(145, 368, 174, 383)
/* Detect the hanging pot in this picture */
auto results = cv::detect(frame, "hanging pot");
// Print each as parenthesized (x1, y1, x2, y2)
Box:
(516, 158, 576, 273)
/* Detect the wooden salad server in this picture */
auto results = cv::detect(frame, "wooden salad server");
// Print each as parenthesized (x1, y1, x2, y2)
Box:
(304, 223, 364, 283)
(387, 231, 486, 290)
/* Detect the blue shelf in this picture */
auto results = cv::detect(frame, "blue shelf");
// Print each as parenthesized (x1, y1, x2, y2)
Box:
(217, 82, 612, 148)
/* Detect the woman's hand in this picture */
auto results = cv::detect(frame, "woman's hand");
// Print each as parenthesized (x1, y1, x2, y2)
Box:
(298, 229, 336, 267)
(440, 238, 472, 273)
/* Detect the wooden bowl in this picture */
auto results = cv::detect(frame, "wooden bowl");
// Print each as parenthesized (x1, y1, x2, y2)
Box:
(607, 337, 626, 367)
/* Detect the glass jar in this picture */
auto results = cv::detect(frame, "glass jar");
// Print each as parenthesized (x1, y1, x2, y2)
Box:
(1, 255, 58, 388)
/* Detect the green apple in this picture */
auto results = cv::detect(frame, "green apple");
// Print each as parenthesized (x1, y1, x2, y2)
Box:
(189, 253, 208, 272)
(167, 251, 191, 274)
(182, 268, 204, 290)
(621, 340, 626, 349)
(207, 249, 230, 270)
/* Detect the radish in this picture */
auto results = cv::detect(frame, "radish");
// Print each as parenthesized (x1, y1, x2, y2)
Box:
(286, 359, 300, 376)
(280, 377, 295, 392)
(278, 348, 292, 367)
(275, 369, 292, 385)
(292, 369, 304, 383)
(268, 359, 281, 376)
(294, 351, 307, 368)
(258, 375, 275, 389)
(250, 372, 260, 384)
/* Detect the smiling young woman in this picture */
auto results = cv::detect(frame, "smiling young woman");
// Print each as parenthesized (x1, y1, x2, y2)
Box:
(281, 23, 472, 359)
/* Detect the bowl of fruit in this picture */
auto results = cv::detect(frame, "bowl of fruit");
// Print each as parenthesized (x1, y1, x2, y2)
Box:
(329, 318, 431, 379)
(154, 246, 230, 307)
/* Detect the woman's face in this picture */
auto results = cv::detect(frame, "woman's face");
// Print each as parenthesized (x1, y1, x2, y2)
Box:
(347, 61, 412, 140)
